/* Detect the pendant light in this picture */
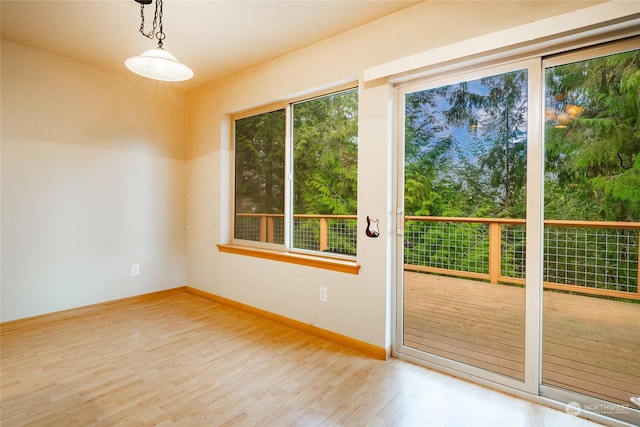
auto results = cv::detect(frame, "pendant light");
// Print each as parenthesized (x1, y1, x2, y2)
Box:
(125, 0, 193, 82)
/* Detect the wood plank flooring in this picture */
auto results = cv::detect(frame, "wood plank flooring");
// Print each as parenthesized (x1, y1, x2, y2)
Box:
(403, 272, 640, 407)
(1, 291, 601, 426)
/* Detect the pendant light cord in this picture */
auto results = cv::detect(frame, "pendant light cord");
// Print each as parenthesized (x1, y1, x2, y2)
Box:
(138, 0, 165, 46)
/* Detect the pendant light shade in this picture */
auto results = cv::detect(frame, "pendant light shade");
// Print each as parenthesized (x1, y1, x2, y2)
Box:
(125, 44, 194, 82)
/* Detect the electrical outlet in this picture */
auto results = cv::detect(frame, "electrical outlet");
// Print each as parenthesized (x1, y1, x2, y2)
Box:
(319, 286, 328, 303)
(131, 264, 140, 276)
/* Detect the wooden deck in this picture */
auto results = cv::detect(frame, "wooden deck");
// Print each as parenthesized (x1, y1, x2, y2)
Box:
(403, 271, 640, 406)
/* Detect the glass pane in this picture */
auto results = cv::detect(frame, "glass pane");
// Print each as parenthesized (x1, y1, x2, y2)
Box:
(543, 49, 640, 411)
(403, 69, 528, 380)
(234, 109, 286, 244)
(292, 89, 358, 255)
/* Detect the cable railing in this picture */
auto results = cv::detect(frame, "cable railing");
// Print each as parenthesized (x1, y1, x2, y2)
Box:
(235, 213, 639, 300)
(235, 213, 357, 255)
(405, 216, 640, 300)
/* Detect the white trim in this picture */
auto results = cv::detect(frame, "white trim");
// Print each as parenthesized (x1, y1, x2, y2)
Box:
(393, 86, 406, 364)
(524, 56, 544, 395)
(542, 35, 640, 67)
(364, 1, 640, 82)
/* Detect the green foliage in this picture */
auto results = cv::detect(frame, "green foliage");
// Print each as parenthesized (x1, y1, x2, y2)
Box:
(404, 221, 490, 274)
(404, 90, 457, 216)
(403, 48, 639, 294)
(403, 49, 639, 223)
(404, 69, 528, 218)
(234, 90, 358, 251)
(234, 109, 286, 214)
(293, 90, 358, 215)
(544, 49, 640, 221)
(234, 89, 358, 219)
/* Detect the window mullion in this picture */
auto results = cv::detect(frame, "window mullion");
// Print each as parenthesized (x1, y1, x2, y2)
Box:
(284, 104, 294, 250)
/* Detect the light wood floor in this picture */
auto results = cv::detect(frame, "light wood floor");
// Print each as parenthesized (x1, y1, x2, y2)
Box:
(1, 291, 601, 427)
(403, 272, 640, 407)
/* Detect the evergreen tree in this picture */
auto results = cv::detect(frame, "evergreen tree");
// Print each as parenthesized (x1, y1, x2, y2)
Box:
(545, 49, 640, 221)
(293, 90, 358, 215)
(235, 109, 286, 214)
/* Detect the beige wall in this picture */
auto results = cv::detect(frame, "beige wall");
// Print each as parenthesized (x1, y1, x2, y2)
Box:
(1, 41, 188, 322)
(186, 1, 600, 349)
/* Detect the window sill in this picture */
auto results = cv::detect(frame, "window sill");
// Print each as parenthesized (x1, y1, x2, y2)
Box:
(217, 244, 360, 275)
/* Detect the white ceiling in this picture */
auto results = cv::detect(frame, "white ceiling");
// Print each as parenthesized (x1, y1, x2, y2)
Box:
(1, 0, 421, 90)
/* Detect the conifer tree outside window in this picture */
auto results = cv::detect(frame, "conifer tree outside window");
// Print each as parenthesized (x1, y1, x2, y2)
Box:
(233, 88, 358, 256)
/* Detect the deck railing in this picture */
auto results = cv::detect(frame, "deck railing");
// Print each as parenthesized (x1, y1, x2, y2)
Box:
(404, 216, 640, 300)
(235, 213, 640, 300)
(235, 213, 358, 255)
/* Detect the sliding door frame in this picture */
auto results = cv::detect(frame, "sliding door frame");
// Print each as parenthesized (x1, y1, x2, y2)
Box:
(392, 35, 640, 426)
(393, 57, 543, 395)
(538, 37, 640, 427)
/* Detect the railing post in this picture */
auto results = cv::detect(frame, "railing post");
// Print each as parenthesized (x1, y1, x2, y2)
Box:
(260, 216, 267, 242)
(319, 218, 328, 251)
(267, 217, 275, 243)
(489, 222, 501, 284)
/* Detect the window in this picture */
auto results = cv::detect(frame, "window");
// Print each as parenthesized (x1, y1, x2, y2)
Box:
(234, 108, 286, 244)
(233, 87, 358, 257)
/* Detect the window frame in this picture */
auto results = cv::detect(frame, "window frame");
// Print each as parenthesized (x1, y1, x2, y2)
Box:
(224, 83, 360, 272)
(231, 103, 288, 251)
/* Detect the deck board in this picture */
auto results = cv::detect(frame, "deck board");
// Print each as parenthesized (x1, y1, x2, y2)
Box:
(403, 271, 640, 406)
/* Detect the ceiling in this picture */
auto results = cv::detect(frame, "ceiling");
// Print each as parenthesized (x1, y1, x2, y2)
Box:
(1, 0, 421, 90)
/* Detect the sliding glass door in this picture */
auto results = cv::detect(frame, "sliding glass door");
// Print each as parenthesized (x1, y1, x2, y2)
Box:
(396, 59, 542, 392)
(395, 38, 640, 423)
(541, 40, 640, 424)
